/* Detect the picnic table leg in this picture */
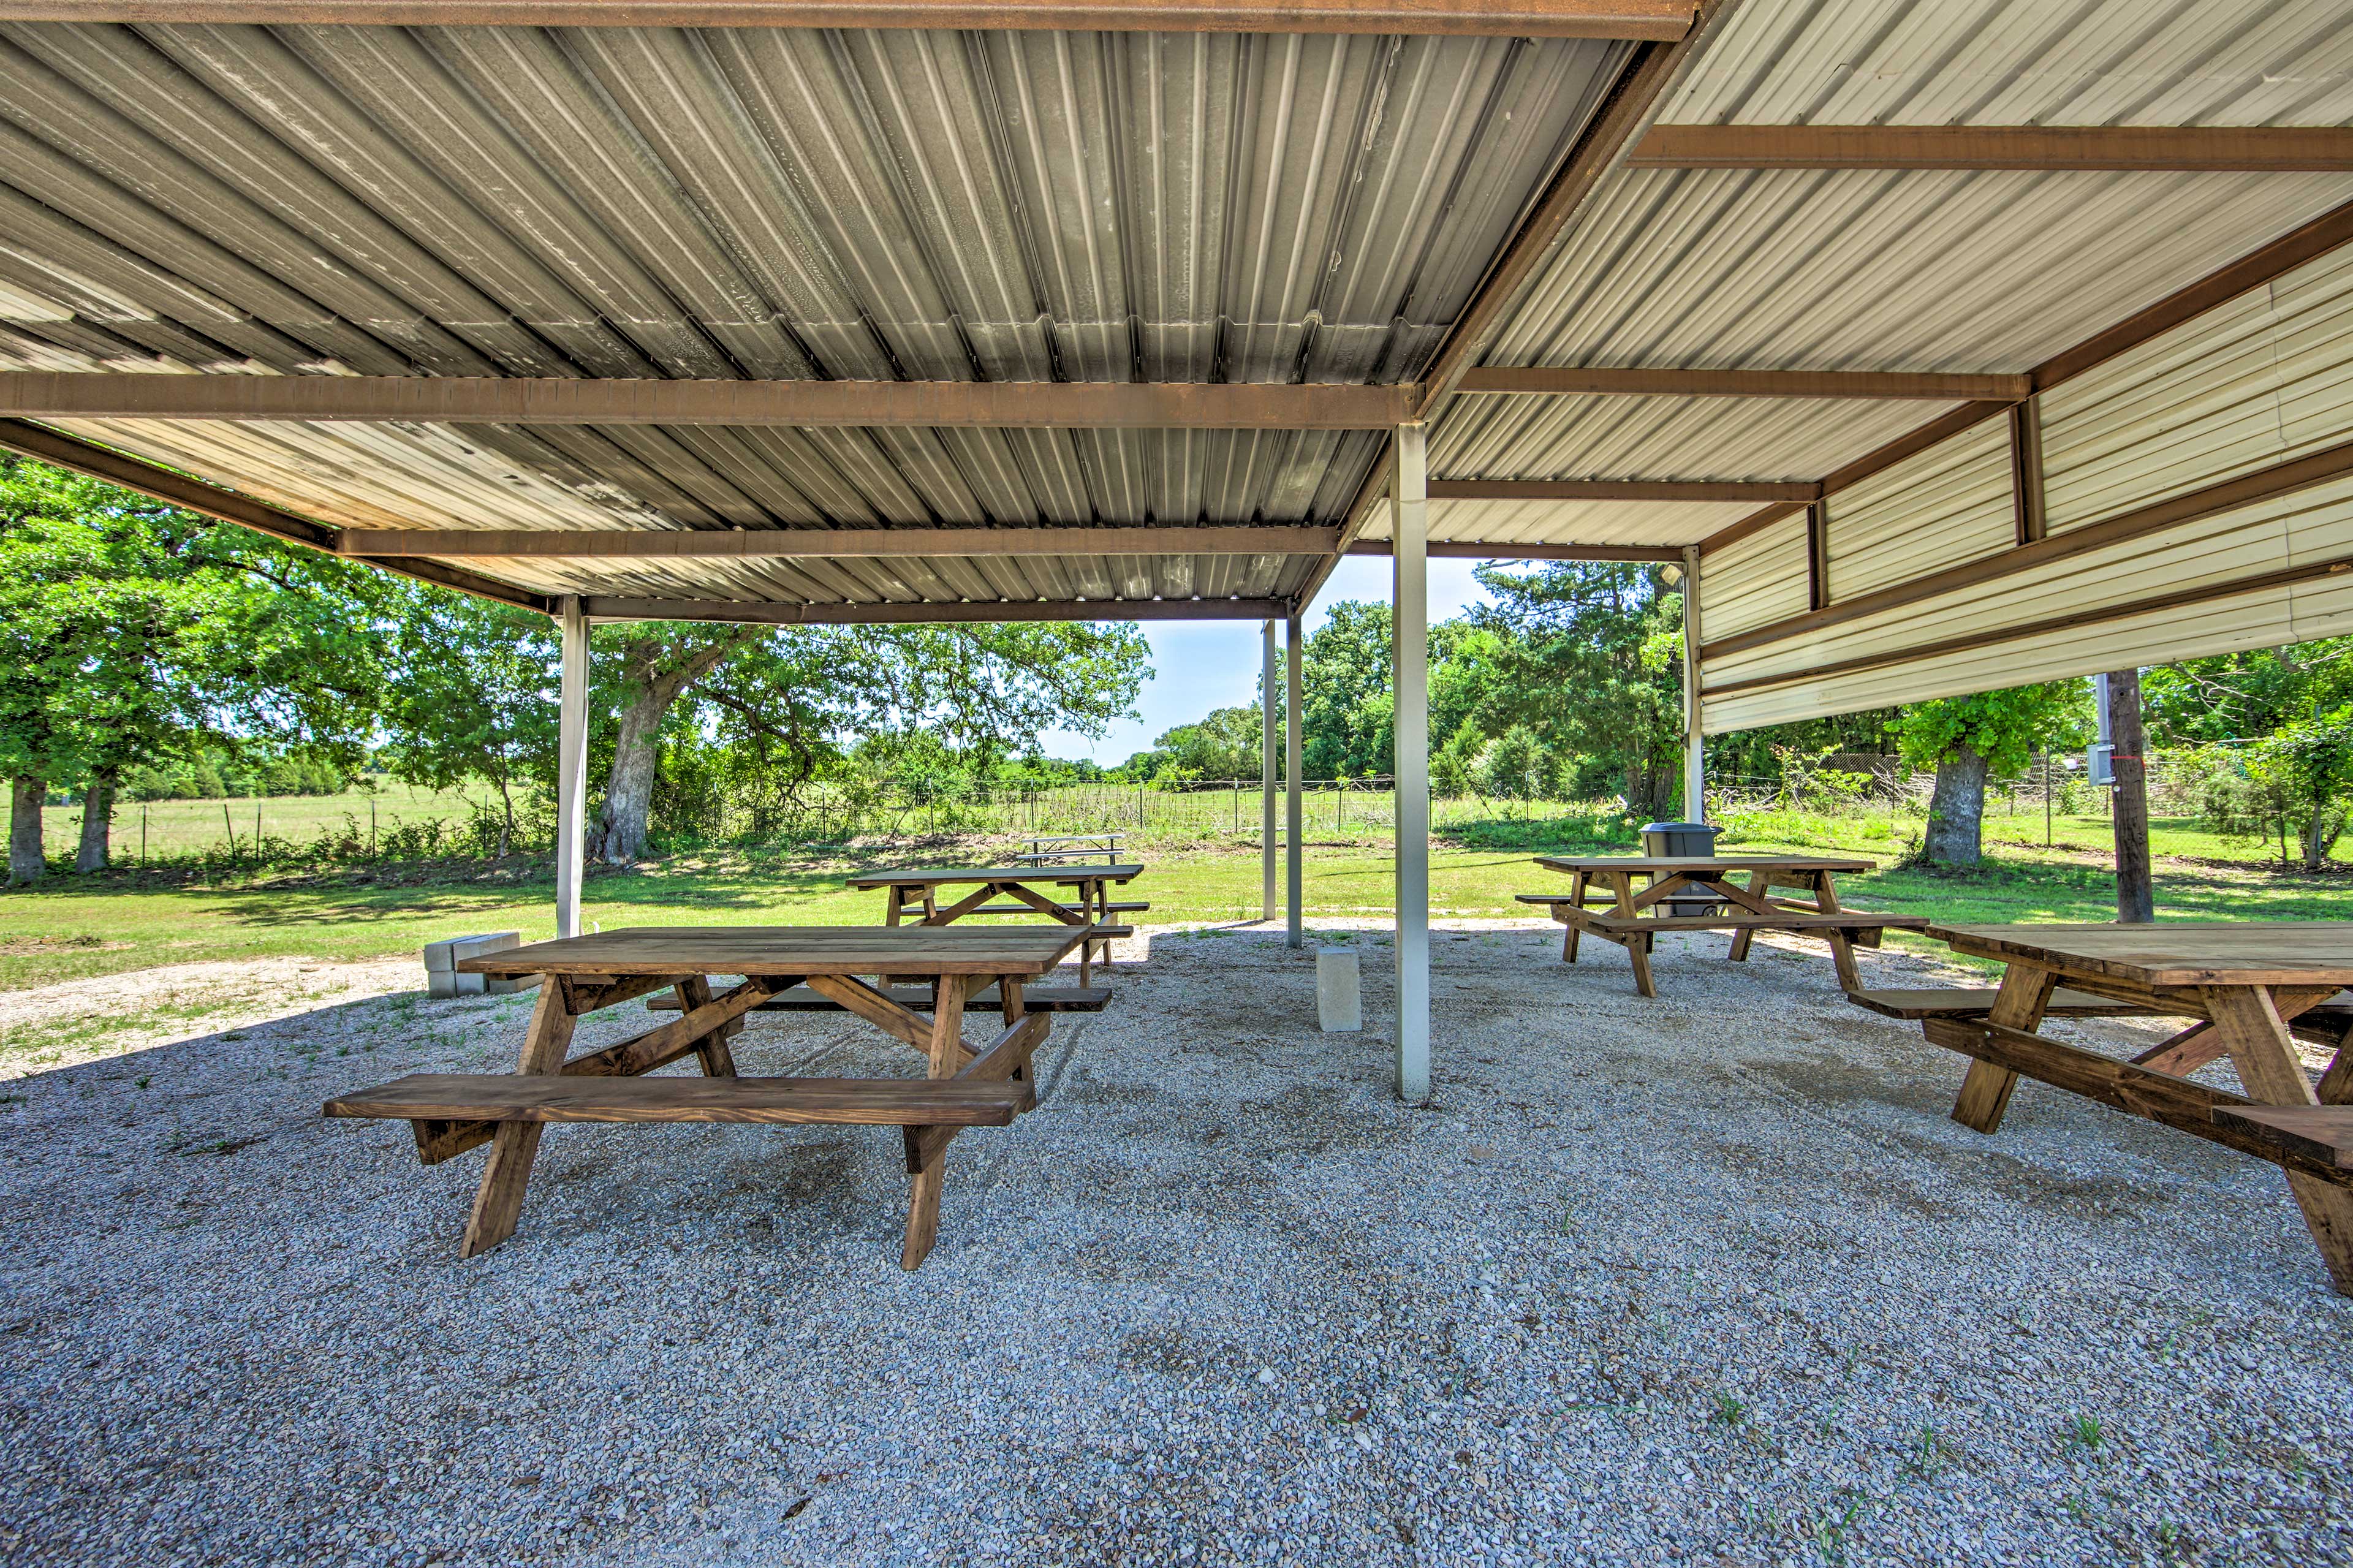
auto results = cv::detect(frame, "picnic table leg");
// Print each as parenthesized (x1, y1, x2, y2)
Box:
(461, 975, 580, 1257)
(1627, 932, 1656, 999)
(1823, 929, 1863, 993)
(1002, 976, 1028, 1084)
(675, 974, 737, 1078)
(1949, 964, 2056, 1134)
(902, 974, 970, 1270)
(2205, 987, 2353, 1295)
(1727, 871, 1770, 962)
(1562, 870, 1585, 963)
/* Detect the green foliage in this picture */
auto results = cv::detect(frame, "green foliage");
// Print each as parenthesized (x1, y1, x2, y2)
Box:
(1133, 705, 1264, 784)
(2147, 640, 2353, 868)
(1467, 562, 1687, 817)
(1475, 724, 1548, 801)
(377, 594, 555, 853)
(1300, 600, 1396, 778)
(0, 458, 393, 875)
(1887, 682, 2090, 775)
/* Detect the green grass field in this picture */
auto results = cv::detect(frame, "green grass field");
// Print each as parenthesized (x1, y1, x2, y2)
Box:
(4, 801, 2349, 995)
(40, 782, 484, 861)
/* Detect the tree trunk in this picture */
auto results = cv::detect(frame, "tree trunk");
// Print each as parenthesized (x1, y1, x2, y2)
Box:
(593, 687, 668, 865)
(589, 631, 756, 865)
(74, 767, 116, 874)
(8, 775, 47, 885)
(494, 776, 513, 860)
(2108, 667, 2154, 921)
(1922, 745, 1989, 866)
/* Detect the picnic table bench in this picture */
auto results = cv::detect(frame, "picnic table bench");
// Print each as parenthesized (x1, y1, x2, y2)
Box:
(1900, 922, 2353, 1295)
(1518, 854, 1925, 996)
(846, 863, 1146, 996)
(324, 925, 1085, 1269)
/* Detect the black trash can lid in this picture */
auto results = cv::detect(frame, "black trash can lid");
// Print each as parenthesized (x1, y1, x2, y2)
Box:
(1640, 820, 1716, 835)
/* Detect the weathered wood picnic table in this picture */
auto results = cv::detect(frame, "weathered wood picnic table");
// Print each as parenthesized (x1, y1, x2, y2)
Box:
(1517, 854, 1927, 996)
(1014, 831, 1125, 865)
(1905, 922, 2353, 1295)
(846, 863, 1146, 996)
(324, 925, 1085, 1269)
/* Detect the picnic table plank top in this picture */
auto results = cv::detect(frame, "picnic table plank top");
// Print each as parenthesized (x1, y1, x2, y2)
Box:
(844, 864, 1142, 888)
(1927, 922, 2353, 988)
(457, 925, 1087, 978)
(1534, 854, 1876, 874)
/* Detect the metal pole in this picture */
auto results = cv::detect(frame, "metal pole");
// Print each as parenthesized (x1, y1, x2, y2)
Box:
(1286, 612, 1305, 949)
(555, 594, 589, 939)
(1262, 618, 1278, 923)
(1392, 424, 1431, 1105)
(1681, 543, 1705, 822)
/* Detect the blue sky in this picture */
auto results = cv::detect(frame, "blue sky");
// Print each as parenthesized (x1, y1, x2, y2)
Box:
(1037, 555, 1500, 764)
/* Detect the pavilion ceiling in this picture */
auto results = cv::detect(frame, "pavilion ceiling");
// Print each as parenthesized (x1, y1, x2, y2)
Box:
(0, 1, 2343, 622)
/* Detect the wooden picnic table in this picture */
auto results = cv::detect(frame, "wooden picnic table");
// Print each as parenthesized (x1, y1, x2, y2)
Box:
(324, 925, 1085, 1269)
(1014, 831, 1125, 865)
(1519, 854, 1925, 996)
(1919, 921, 2353, 1295)
(846, 863, 1146, 993)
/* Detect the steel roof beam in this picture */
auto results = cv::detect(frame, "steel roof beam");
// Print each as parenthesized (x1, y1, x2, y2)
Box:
(0, 3, 1694, 38)
(1347, 539, 1683, 561)
(1630, 124, 2353, 172)
(1431, 479, 1817, 502)
(1458, 367, 2031, 400)
(580, 596, 1290, 625)
(339, 525, 1343, 557)
(0, 374, 1415, 431)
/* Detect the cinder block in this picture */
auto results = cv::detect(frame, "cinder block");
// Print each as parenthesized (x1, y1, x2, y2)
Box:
(1316, 946, 1362, 1033)
(423, 931, 536, 997)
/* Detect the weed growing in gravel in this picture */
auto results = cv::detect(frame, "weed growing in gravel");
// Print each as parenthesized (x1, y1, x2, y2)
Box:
(1711, 1390, 1749, 1427)
(1808, 1493, 1865, 1559)
(2067, 1413, 2105, 1450)
(1903, 1425, 1955, 1479)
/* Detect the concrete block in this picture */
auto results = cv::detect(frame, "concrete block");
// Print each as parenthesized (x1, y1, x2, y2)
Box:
(423, 931, 536, 997)
(1316, 946, 1362, 1032)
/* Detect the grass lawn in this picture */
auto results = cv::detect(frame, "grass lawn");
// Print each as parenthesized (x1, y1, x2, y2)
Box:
(5, 803, 2352, 996)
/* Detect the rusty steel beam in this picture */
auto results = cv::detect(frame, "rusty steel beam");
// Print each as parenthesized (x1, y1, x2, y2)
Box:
(581, 595, 1289, 625)
(1348, 539, 1683, 561)
(0, 418, 550, 613)
(1630, 124, 2353, 172)
(0, 373, 1418, 431)
(0, 2, 1695, 37)
(1700, 437, 2353, 662)
(338, 525, 1342, 558)
(1457, 366, 2031, 400)
(1432, 478, 1817, 502)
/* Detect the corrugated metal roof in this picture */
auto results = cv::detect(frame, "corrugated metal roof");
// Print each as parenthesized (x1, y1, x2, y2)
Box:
(1660, 0, 2353, 129)
(1433, 0, 2353, 552)
(0, 20, 1627, 607)
(1432, 390, 1939, 484)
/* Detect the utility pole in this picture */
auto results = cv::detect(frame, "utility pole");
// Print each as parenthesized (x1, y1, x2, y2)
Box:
(2107, 668, 2154, 923)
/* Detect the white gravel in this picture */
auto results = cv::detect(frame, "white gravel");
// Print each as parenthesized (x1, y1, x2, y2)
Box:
(2, 922, 2349, 1566)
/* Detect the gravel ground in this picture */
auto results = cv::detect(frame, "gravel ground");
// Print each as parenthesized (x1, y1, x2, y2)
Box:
(2, 922, 2349, 1567)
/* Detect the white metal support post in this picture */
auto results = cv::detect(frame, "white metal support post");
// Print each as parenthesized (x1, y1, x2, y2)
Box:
(1261, 618, 1278, 922)
(1286, 613, 1305, 949)
(1681, 544, 1705, 822)
(555, 594, 590, 939)
(1392, 425, 1431, 1105)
